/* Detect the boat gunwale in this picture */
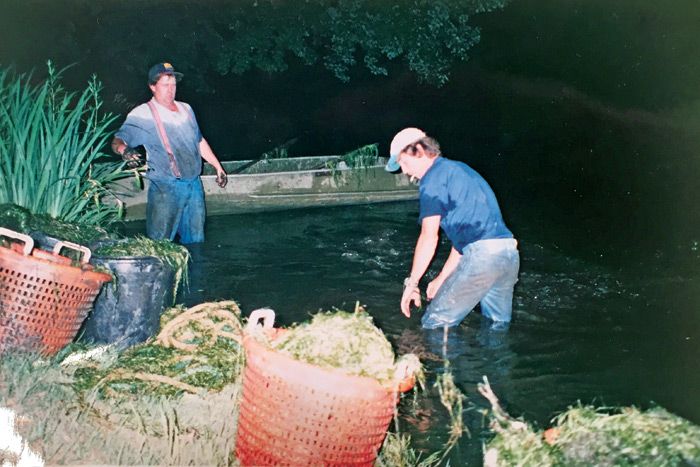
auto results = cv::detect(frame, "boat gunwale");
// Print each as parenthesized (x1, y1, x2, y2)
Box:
(203, 155, 390, 179)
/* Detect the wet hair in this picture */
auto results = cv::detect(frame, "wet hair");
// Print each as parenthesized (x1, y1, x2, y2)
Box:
(402, 136, 441, 158)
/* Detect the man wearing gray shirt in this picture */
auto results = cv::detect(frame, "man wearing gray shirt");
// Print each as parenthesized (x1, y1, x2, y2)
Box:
(112, 62, 227, 243)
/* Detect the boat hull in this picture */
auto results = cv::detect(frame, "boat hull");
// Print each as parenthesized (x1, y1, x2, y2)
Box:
(108, 156, 418, 219)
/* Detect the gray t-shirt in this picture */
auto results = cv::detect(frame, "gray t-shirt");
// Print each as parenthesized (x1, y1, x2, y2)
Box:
(115, 99, 203, 180)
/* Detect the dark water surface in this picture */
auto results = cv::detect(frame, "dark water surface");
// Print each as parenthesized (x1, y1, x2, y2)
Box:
(125, 198, 700, 464)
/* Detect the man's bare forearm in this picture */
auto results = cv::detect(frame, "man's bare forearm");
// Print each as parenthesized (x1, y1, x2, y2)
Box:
(112, 137, 128, 156)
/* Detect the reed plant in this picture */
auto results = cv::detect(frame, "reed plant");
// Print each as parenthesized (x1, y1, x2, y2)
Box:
(0, 62, 127, 227)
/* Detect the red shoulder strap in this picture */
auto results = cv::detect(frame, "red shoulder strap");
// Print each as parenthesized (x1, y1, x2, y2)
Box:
(147, 99, 181, 179)
(174, 101, 196, 124)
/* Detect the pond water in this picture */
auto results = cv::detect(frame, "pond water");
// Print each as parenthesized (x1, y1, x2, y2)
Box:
(124, 196, 700, 464)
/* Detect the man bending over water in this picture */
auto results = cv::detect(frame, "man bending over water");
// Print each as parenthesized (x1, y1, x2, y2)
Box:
(386, 128, 519, 329)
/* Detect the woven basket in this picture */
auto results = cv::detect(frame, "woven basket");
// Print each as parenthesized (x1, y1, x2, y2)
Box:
(235, 309, 414, 467)
(0, 227, 112, 354)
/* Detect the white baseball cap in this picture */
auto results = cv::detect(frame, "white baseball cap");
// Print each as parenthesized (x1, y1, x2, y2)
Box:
(385, 127, 427, 172)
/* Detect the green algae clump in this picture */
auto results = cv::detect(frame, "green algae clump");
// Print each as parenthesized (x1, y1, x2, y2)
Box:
(0, 203, 110, 245)
(271, 310, 401, 381)
(95, 236, 190, 300)
(480, 374, 700, 467)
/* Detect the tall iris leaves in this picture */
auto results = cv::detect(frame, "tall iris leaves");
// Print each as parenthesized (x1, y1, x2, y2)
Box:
(0, 62, 127, 226)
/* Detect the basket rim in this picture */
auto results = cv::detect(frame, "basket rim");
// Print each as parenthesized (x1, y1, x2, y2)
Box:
(242, 330, 415, 393)
(0, 243, 112, 284)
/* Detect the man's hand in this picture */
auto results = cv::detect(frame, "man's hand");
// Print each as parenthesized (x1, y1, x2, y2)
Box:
(400, 285, 421, 318)
(216, 170, 228, 188)
(122, 147, 143, 168)
(426, 276, 445, 300)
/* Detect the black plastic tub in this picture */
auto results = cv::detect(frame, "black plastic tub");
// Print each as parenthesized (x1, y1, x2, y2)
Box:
(80, 248, 175, 350)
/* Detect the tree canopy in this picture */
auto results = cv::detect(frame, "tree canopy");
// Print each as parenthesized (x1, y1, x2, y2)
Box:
(4, 0, 509, 91)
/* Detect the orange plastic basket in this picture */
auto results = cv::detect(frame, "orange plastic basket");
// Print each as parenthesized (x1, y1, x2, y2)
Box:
(0, 227, 112, 355)
(235, 309, 414, 467)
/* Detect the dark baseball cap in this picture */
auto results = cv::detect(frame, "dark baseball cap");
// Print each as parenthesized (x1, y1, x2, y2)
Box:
(148, 62, 183, 85)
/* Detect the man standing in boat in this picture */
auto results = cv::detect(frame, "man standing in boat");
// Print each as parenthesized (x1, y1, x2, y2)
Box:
(387, 128, 519, 329)
(111, 62, 227, 243)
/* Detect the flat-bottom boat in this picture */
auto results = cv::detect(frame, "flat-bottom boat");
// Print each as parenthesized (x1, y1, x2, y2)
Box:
(107, 155, 418, 219)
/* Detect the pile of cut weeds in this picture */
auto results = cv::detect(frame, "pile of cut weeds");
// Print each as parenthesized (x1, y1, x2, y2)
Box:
(1, 301, 245, 465)
(479, 377, 700, 466)
(0, 303, 432, 466)
(266, 308, 423, 384)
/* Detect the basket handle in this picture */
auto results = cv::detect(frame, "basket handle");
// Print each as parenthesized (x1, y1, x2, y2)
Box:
(394, 358, 412, 382)
(0, 227, 34, 256)
(53, 240, 92, 264)
(246, 308, 276, 332)
(390, 358, 417, 393)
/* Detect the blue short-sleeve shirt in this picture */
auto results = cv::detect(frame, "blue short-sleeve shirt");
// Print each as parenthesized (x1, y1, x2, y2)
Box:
(418, 157, 513, 254)
(115, 100, 203, 181)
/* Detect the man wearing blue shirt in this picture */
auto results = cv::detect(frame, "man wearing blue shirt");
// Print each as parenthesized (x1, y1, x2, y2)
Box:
(386, 128, 519, 329)
(111, 62, 227, 243)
